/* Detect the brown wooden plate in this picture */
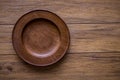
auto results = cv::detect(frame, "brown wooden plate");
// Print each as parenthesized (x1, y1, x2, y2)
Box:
(12, 10, 70, 66)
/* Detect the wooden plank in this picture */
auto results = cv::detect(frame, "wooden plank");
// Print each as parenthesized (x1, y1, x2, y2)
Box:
(0, 24, 120, 54)
(0, 53, 120, 80)
(0, 0, 120, 24)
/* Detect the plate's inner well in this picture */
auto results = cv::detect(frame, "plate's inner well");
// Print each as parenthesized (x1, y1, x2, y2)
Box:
(22, 18, 60, 56)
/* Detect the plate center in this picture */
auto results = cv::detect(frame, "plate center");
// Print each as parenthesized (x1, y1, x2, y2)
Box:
(22, 19, 60, 56)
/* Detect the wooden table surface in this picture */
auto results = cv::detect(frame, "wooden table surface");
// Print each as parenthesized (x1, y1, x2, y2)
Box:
(0, 0, 120, 80)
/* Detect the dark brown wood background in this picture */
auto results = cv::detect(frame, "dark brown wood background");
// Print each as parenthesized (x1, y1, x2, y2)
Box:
(0, 0, 120, 80)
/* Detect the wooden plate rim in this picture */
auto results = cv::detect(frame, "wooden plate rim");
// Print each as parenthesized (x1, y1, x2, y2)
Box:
(12, 10, 70, 66)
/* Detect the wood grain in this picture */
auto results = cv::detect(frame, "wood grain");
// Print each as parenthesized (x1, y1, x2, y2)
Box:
(0, 53, 120, 80)
(0, 23, 120, 54)
(0, 0, 120, 80)
(0, 0, 120, 24)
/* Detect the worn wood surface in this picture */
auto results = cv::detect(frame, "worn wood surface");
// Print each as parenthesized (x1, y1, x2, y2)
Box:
(0, 0, 120, 24)
(0, 53, 120, 80)
(0, 0, 120, 80)
(0, 24, 120, 54)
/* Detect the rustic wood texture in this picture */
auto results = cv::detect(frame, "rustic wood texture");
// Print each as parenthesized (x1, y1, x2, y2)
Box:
(0, 53, 120, 80)
(0, 0, 120, 80)
(0, 0, 120, 24)
(0, 24, 120, 54)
